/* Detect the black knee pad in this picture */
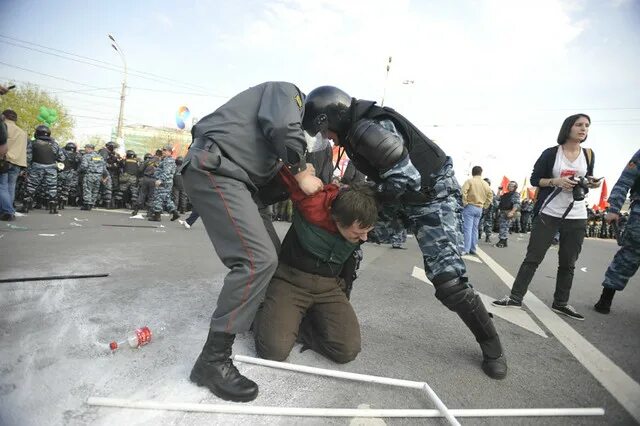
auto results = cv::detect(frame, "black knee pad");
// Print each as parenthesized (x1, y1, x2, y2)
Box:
(434, 277, 476, 311)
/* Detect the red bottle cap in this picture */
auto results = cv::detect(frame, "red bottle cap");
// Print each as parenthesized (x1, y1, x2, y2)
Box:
(109, 341, 118, 350)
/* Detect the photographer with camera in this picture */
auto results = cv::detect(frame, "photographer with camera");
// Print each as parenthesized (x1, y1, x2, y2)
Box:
(493, 114, 600, 320)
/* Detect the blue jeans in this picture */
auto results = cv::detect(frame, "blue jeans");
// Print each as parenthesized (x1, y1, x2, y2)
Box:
(0, 164, 20, 215)
(462, 204, 483, 253)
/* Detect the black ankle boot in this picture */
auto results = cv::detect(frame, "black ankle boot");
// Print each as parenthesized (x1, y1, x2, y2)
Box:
(479, 336, 508, 380)
(80, 204, 89, 211)
(594, 288, 615, 314)
(148, 212, 161, 222)
(131, 208, 139, 216)
(190, 330, 258, 402)
(58, 198, 66, 210)
(495, 239, 506, 248)
(19, 198, 32, 213)
(48, 201, 58, 214)
(485, 235, 491, 243)
(170, 210, 180, 221)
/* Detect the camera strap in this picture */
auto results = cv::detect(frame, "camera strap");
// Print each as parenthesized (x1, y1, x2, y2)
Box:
(539, 187, 575, 221)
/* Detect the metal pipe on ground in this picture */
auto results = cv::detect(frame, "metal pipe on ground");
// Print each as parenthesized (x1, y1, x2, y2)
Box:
(0, 273, 109, 284)
(233, 354, 459, 424)
(86, 398, 605, 418)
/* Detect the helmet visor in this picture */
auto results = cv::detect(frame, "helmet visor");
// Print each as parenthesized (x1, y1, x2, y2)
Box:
(304, 113, 330, 138)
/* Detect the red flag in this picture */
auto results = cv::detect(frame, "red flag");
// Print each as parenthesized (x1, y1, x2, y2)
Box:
(499, 176, 510, 195)
(598, 179, 608, 210)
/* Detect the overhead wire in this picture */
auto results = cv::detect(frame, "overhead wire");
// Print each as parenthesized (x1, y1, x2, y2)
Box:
(0, 34, 224, 94)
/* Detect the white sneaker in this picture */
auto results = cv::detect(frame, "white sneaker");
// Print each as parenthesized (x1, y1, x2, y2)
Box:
(179, 220, 191, 229)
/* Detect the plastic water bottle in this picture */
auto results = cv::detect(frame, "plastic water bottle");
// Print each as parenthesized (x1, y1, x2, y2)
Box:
(109, 326, 152, 351)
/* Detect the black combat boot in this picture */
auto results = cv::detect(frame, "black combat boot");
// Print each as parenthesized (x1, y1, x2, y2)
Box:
(48, 201, 58, 214)
(131, 206, 139, 216)
(19, 198, 32, 214)
(58, 198, 66, 210)
(485, 235, 491, 243)
(170, 210, 180, 221)
(594, 287, 616, 314)
(436, 277, 507, 380)
(190, 330, 258, 402)
(148, 212, 161, 222)
(495, 239, 507, 248)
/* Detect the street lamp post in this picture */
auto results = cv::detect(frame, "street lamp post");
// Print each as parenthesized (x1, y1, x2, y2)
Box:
(108, 34, 127, 147)
(381, 56, 392, 107)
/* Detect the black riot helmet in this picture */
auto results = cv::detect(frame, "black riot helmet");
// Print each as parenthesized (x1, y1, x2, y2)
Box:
(35, 125, 51, 138)
(175, 156, 183, 166)
(64, 142, 77, 152)
(105, 141, 116, 151)
(126, 150, 136, 159)
(143, 153, 152, 161)
(302, 86, 352, 140)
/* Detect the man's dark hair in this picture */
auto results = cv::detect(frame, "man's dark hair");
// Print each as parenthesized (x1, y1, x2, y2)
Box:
(557, 113, 590, 144)
(331, 183, 378, 228)
(2, 109, 17, 122)
(472, 166, 482, 176)
(155, 149, 162, 156)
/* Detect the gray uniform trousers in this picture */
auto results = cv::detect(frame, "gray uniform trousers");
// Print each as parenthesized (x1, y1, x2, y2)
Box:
(82, 173, 102, 206)
(182, 146, 278, 334)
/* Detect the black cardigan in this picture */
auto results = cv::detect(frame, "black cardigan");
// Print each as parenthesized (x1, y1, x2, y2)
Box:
(531, 146, 595, 216)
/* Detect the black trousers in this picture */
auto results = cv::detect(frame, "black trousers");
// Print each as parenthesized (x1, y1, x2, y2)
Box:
(510, 213, 587, 305)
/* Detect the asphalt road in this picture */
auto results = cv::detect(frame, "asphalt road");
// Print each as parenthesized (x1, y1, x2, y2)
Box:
(1, 208, 638, 425)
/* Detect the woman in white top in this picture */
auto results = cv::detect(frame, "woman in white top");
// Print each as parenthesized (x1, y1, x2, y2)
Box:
(493, 114, 601, 320)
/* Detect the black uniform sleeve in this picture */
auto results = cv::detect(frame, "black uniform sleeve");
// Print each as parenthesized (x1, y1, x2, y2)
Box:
(257, 82, 307, 173)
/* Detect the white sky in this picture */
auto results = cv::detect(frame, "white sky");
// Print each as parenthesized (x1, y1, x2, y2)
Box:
(1, 0, 638, 205)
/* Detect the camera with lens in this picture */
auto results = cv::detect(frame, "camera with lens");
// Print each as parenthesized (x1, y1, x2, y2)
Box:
(570, 176, 589, 201)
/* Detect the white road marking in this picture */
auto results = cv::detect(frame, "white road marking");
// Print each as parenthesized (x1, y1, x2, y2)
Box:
(580, 267, 588, 272)
(411, 267, 547, 338)
(349, 404, 387, 425)
(462, 254, 483, 264)
(475, 247, 640, 423)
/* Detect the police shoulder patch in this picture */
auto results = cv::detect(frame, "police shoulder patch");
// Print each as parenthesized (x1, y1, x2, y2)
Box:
(294, 94, 303, 110)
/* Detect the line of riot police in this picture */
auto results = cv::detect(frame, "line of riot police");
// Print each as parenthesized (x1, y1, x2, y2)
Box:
(14, 126, 189, 218)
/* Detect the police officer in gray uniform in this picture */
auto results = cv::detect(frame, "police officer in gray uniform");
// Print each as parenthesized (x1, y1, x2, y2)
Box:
(148, 145, 179, 222)
(79, 143, 106, 210)
(181, 82, 323, 402)
(303, 86, 507, 380)
(594, 149, 640, 313)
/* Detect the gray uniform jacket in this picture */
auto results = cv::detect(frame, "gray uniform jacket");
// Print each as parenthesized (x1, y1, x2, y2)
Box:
(190, 81, 307, 187)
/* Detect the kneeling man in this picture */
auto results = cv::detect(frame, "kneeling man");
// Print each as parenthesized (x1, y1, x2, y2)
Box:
(254, 167, 378, 363)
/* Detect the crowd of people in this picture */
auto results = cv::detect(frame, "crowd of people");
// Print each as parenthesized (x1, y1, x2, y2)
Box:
(0, 108, 187, 222)
(1, 82, 638, 405)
